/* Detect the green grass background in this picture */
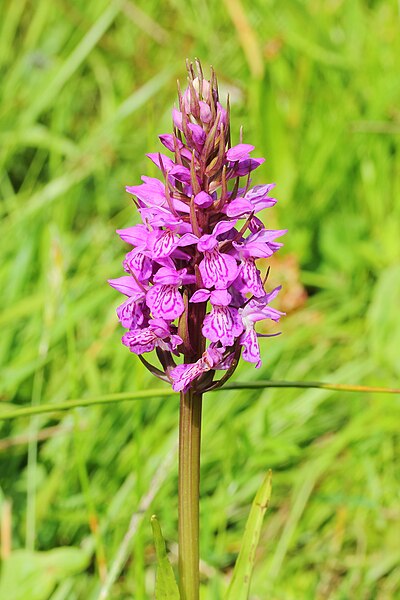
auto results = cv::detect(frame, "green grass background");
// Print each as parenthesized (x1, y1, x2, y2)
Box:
(1, 0, 400, 598)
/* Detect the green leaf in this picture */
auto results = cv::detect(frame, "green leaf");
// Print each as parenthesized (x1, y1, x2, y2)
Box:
(0, 547, 89, 600)
(151, 515, 180, 599)
(225, 470, 272, 600)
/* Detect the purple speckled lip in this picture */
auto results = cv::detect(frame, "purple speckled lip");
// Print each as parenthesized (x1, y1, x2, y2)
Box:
(109, 61, 286, 393)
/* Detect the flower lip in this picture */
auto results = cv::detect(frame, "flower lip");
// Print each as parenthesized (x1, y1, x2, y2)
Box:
(170, 346, 225, 392)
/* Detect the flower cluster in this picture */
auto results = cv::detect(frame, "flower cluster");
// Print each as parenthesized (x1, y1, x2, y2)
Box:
(109, 61, 285, 393)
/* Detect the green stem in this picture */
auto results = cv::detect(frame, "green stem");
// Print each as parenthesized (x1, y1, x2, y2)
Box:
(178, 389, 202, 600)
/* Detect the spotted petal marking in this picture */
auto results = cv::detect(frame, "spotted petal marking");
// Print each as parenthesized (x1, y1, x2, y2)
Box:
(240, 327, 261, 367)
(124, 250, 152, 282)
(238, 259, 265, 297)
(170, 346, 225, 392)
(116, 298, 147, 329)
(122, 328, 158, 355)
(202, 306, 243, 346)
(170, 362, 205, 392)
(151, 231, 179, 259)
(199, 250, 238, 289)
(146, 284, 184, 320)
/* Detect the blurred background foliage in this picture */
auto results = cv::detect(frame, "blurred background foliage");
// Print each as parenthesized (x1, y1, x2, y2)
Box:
(0, 0, 399, 598)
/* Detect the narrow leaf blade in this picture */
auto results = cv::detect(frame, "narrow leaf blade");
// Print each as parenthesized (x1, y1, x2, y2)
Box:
(225, 470, 272, 600)
(151, 515, 180, 599)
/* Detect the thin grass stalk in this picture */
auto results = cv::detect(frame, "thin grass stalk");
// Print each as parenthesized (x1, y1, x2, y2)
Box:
(178, 389, 202, 600)
(1, 380, 399, 422)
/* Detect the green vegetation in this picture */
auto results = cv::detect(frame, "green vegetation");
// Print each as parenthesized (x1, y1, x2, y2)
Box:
(1, 0, 399, 598)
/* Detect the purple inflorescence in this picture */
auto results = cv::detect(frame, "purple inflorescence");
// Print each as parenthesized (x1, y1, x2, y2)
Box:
(109, 61, 286, 393)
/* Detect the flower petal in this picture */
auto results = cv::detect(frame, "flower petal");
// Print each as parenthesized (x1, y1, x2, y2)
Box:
(108, 276, 143, 298)
(188, 123, 206, 148)
(202, 306, 243, 346)
(168, 164, 192, 184)
(199, 101, 212, 123)
(122, 328, 157, 355)
(226, 144, 254, 161)
(146, 284, 184, 319)
(194, 191, 214, 208)
(170, 346, 225, 392)
(147, 153, 175, 172)
(177, 233, 199, 247)
(199, 250, 239, 289)
(240, 327, 261, 367)
(243, 184, 277, 212)
(159, 134, 183, 152)
(230, 157, 265, 178)
(117, 224, 149, 246)
(172, 108, 183, 130)
(153, 267, 182, 285)
(126, 179, 166, 206)
(170, 362, 204, 392)
(210, 289, 231, 306)
(123, 250, 152, 282)
(212, 219, 238, 238)
(149, 230, 179, 259)
(116, 298, 147, 329)
(224, 198, 253, 217)
(190, 289, 211, 303)
(236, 259, 265, 297)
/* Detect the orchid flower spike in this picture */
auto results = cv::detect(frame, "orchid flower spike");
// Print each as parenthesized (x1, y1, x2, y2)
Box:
(109, 60, 286, 393)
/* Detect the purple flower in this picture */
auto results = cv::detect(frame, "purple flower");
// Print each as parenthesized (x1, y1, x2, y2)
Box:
(233, 229, 286, 259)
(117, 297, 148, 329)
(226, 144, 255, 162)
(123, 250, 152, 282)
(224, 143, 265, 179)
(117, 224, 148, 246)
(110, 60, 286, 392)
(159, 133, 183, 152)
(224, 184, 277, 218)
(194, 191, 214, 208)
(197, 221, 239, 289)
(126, 177, 166, 207)
(191, 289, 243, 346)
(239, 287, 284, 367)
(148, 226, 198, 260)
(147, 152, 175, 173)
(122, 318, 182, 355)
(234, 259, 265, 298)
(232, 229, 286, 297)
(108, 276, 145, 299)
(170, 346, 225, 392)
(146, 267, 194, 320)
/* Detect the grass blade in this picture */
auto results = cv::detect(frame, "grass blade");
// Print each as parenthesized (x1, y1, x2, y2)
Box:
(225, 470, 272, 600)
(151, 515, 180, 599)
(0, 380, 398, 421)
